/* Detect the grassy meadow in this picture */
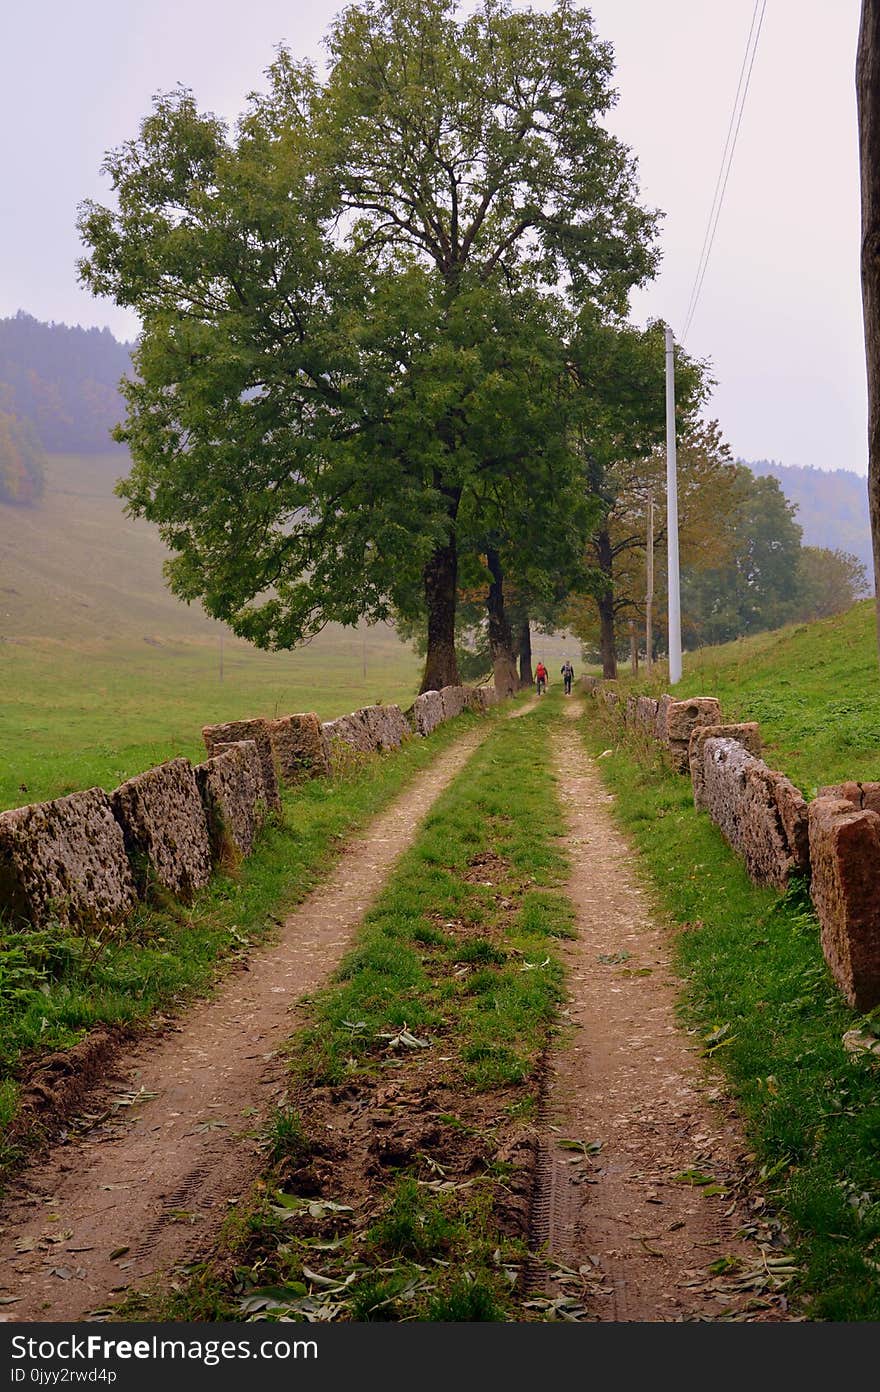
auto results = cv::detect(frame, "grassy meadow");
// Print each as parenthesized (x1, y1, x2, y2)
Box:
(0, 452, 423, 810)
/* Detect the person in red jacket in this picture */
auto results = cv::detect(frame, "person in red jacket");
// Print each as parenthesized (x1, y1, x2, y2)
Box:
(535, 661, 548, 696)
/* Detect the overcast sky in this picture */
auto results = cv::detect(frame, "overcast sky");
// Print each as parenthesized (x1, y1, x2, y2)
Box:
(0, 1, 866, 474)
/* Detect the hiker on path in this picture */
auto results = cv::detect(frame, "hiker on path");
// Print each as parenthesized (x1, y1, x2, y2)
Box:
(535, 661, 548, 696)
(561, 658, 574, 695)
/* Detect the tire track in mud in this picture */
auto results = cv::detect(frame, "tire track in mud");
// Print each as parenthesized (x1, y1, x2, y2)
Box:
(527, 700, 789, 1322)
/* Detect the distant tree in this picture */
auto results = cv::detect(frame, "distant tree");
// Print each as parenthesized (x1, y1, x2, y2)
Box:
(681, 466, 804, 645)
(77, 0, 659, 691)
(0, 312, 132, 453)
(0, 405, 46, 505)
(793, 546, 870, 621)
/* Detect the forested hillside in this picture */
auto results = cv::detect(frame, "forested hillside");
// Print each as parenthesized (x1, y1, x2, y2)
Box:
(0, 312, 132, 459)
(746, 457, 873, 582)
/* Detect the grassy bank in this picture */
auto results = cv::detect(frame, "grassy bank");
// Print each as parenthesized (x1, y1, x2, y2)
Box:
(622, 598, 880, 793)
(0, 711, 481, 1165)
(582, 701, 880, 1321)
(123, 696, 575, 1323)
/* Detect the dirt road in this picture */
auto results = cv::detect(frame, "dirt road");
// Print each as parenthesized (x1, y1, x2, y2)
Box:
(0, 719, 506, 1321)
(531, 700, 788, 1321)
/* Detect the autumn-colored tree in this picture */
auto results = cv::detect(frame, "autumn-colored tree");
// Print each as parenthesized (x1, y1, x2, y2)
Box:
(0, 405, 46, 506)
(793, 546, 870, 621)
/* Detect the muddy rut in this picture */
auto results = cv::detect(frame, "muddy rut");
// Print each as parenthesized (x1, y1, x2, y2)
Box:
(531, 699, 788, 1321)
(0, 715, 517, 1321)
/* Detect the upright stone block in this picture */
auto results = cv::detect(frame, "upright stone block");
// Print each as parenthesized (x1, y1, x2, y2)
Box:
(700, 737, 807, 889)
(809, 796, 880, 1011)
(654, 694, 674, 741)
(625, 695, 638, 727)
(195, 740, 267, 862)
(268, 713, 331, 782)
(666, 697, 723, 772)
(202, 718, 281, 812)
(407, 690, 445, 736)
(0, 789, 138, 930)
(439, 686, 468, 720)
(636, 695, 659, 733)
(111, 758, 212, 903)
(818, 781, 880, 817)
(360, 704, 411, 751)
(689, 722, 762, 810)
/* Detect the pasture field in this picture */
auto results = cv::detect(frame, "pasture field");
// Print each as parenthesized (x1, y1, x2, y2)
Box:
(0, 451, 425, 810)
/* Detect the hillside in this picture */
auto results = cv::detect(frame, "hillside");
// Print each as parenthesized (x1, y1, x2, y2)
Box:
(746, 458, 873, 583)
(0, 312, 132, 455)
(627, 597, 880, 792)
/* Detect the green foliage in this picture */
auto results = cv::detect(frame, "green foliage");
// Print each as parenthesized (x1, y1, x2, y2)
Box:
(793, 546, 870, 622)
(682, 465, 804, 645)
(77, 1, 660, 677)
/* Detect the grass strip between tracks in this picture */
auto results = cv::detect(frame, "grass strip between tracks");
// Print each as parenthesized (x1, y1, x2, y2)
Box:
(0, 709, 487, 1166)
(122, 694, 574, 1323)
(583, 702, 880, 1322)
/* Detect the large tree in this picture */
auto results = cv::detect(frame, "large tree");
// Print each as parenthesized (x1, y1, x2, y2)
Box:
(78, 0, 659, 690)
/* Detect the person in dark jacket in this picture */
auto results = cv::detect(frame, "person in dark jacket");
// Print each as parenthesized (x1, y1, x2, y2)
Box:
(561, 658, 574, 694)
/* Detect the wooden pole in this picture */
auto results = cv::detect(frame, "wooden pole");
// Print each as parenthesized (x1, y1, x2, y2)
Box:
(857, 0, 880, 667)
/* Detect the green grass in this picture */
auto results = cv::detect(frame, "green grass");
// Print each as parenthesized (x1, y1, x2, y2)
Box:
(0, 632, 422, 812)
(0, 711, 476, 1164)
(625, 598, 880, 793)
(583, 698, 880, 1321)
(0, 451, 424, 811)
(122, 694, 575, 1323)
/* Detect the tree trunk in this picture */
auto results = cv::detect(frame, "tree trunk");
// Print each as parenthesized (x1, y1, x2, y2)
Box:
(517, 618, 533, 687)
(420, 537, 460, 692)
(858, 0, 880, 666)
(595, 528, 617, 679)
(486, 548, 519, 697)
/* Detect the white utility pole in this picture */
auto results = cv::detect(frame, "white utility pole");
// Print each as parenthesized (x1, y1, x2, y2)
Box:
(645, 489, 654, 674)
(665, 325, 682, 685)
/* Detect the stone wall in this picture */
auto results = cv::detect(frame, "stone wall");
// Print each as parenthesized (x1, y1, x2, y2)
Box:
(584, 672, 880, 1013)
(699, 738, 808, 890)
(202, 718, 281, 812)
(0, 789, 138, 931)
(1, 682, 495, 932)
(360, 704, 411, 751)
(690, 723, 762, 811)
(408, 689, 446, 736)
(111, 758, 213, 903)
(268, 714, 331, 782)
(808, 796, 880, 1010)
(439, 686, 469, 720)
(666, 698, 723, 772)
(195, 740, 267, 863)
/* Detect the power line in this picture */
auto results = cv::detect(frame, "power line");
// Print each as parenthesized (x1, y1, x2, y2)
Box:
(681, 0, 767, 343)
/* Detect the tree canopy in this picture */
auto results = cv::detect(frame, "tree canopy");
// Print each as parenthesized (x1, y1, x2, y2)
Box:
(77, 0, 661, 690)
